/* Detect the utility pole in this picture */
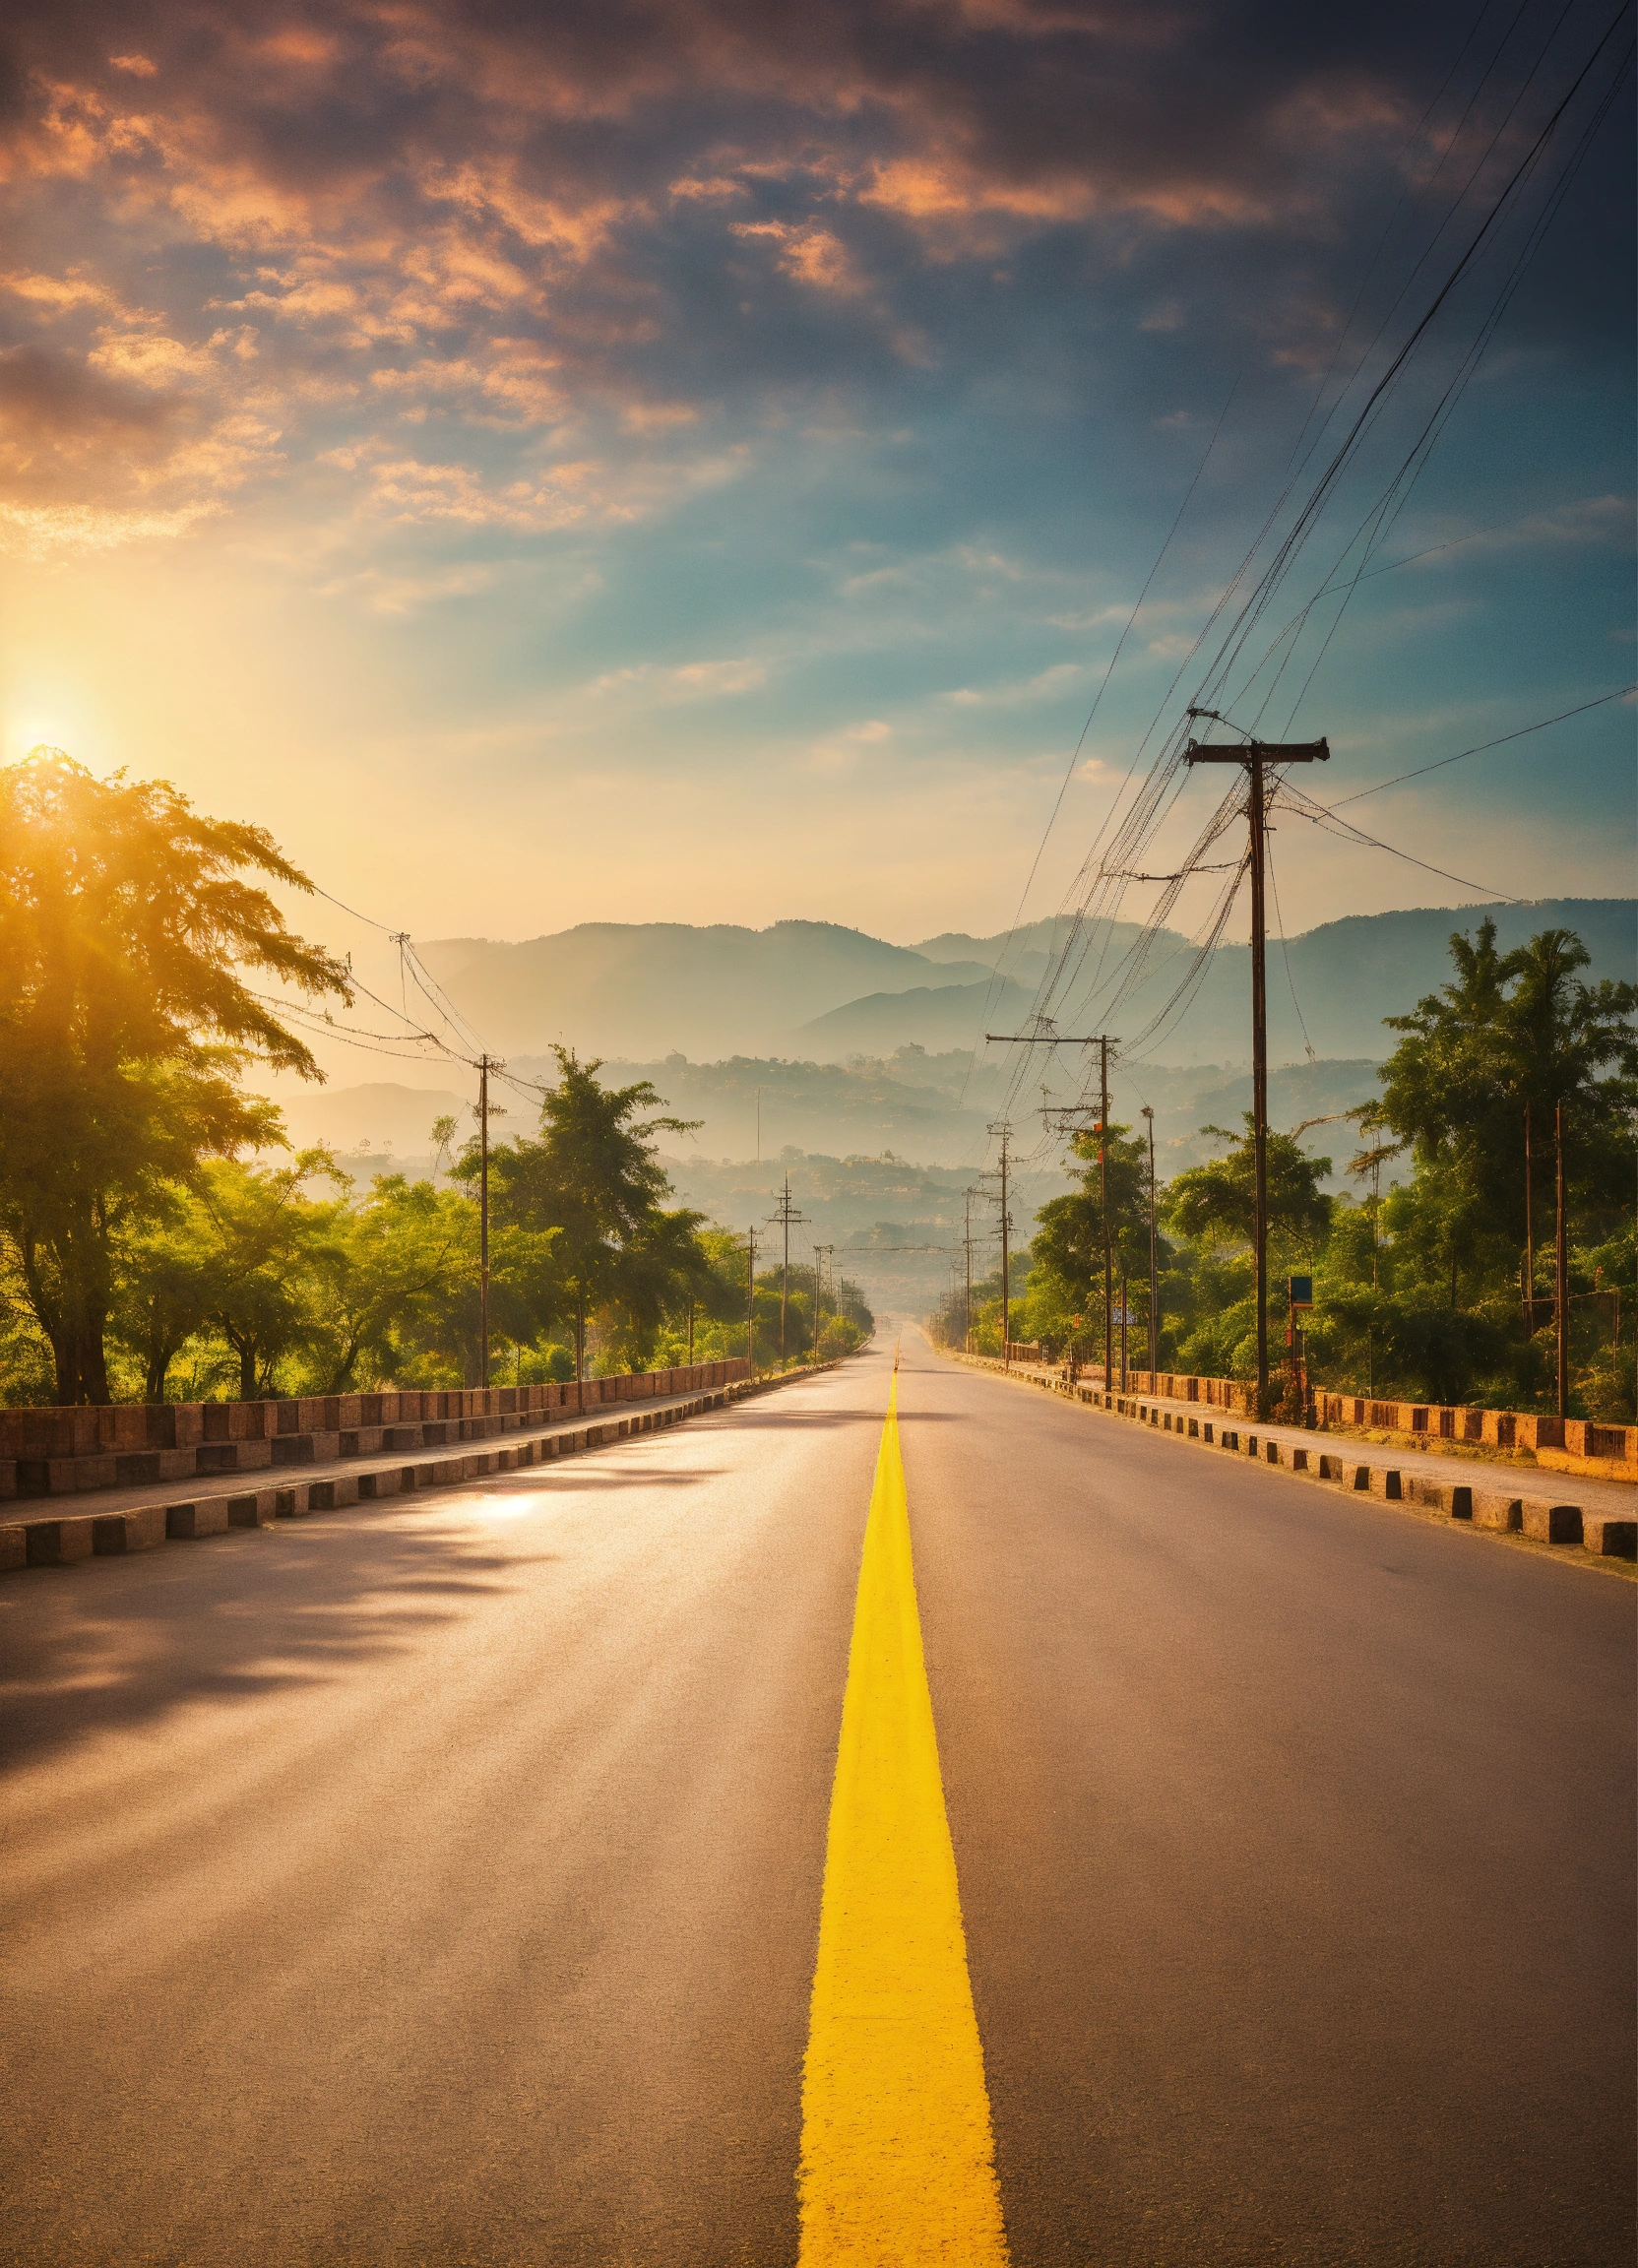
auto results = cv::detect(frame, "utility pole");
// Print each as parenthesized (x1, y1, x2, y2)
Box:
(964, 1186, 978, 1354)
(1098, 1039, 1111, 1392)
(768, 1176, 808, 1366)
(1142, 1103, 1159, 1381)
(1524, 1102, 1536, 1335)
(687, 1295, 695, 1364)
(1555, 1102, 1569, 1418)
(745, 1226, 760, 1370)
(993, 1027, 1116, 1385)
(985, 1122, 1012, 1366)
(476, 1053, 504, 1392)
(813, 1244, 833, 1355)
(1186, 721, 1330, 1416)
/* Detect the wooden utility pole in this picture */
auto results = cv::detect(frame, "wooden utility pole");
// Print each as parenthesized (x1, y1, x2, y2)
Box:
(986, 1122, 1012, 1367)
(1555, 1102, 1569, 1418)
(964, 1186, 978, 1353)
(477, 1053, 496, 1391)
(745, 1226, 760, 1370)
(1186, 724, 1330, 1416)
(768, 1177, 808, 1365)
(1098, 1038, 1113, 1391)
(1142, 1103, 1159, 1379)
(812, 1243, 833, 1355)
(992, 1028, 1116, 1383)
(1524, 1102, 1536, 1334)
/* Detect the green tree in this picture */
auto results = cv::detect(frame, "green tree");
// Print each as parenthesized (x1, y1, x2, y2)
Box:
(1165, 1118, 1333, 1249)
(200, 1154, 346, 1402)
(598, 1205, 721, 1371)
(108, 1188, 223, 1404)
(308, 1169, 492, 1395)
(0, 749, 348, 1403)
(1029, 1123, 1153, 1337)
(1378, 918, 1637, 1250)
(472, 1048, 699, 1378)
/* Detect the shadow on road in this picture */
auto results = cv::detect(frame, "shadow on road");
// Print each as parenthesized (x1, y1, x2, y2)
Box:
(0, 1514, 536, 1772)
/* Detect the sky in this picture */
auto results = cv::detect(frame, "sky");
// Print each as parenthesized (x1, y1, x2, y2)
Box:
(1, 0, 1633, 961)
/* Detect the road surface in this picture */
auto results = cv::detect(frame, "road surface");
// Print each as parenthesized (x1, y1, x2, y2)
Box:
(3, 1331, 1632, 2265)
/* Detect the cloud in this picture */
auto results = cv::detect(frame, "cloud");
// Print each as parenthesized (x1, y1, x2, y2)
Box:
(1403, 495, 1635, 566)
(315, 560, 506, 615)
(730, 220, 864, 298)
(939, 662, 1088, 706)
(0, 0, 1622, 567)
(589, 657, 769, 699)
(0, 498, 215, 555)
(803, 717, 895, 776)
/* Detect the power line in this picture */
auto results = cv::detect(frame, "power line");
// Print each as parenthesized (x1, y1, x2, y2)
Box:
(956, 377, 1239, 1109)
(1276, 780, 1522, 900)
(1005, 0, 1628, 1092)
(1324, 685, 1636, 809)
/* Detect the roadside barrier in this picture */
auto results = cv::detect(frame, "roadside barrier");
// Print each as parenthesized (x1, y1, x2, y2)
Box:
(945, 1354, 1636, 1565)
(0, 1359, 752, 1505)
(1, 1361, 838, 1579)
(943, 1353, 1634, 1481)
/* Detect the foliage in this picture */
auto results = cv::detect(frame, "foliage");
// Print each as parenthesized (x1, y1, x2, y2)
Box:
(468, 1046, 699, 1377)
(1379, 920, 1637, 1245)
(0, 749, 348, 1403)
(942, 919, 1636, 1419)
(1165, 1117, 1334, 1249)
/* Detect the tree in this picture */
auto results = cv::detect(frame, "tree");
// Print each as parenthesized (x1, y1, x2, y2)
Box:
(471, 1047, 699, 1378)
(1378, 918, 1637, 1249)
(0, 750, 349, 1402)
(599, 1205, 717, 1371)
(108, 1188, 224, 1404)
(1165, 1118, 1333, 1249)
(1029, 1122, 1153, 1337)
(309, 1168, 544, 1395)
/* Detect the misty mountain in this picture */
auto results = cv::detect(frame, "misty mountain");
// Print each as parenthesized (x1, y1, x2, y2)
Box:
(415, 901, 1632, 1071)
(816, 899, 1636, 1064)
(796, 979, 1042, 1055)
(281, 1054, 1384, 1189)
(414, 921, 993, 1061)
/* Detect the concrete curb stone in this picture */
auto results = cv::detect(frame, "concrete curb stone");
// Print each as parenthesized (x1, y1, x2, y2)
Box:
(3, 1357, 841, 1581)
(945, 1351, 1636, 1566)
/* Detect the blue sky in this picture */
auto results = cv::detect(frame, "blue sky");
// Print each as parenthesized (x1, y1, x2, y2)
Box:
(1, 0, 1631, 949)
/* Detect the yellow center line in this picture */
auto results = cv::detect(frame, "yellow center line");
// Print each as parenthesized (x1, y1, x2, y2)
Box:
(797, 1370, 1010, 2264)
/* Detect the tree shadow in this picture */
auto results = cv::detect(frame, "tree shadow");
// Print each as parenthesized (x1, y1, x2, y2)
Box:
(0, 1511, 542, 1772)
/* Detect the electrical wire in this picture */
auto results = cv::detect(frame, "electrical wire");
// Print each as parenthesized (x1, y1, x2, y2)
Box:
(1264, 833, 1316, 1062)
(955, 376, 1241, 1103)
(1326, 685, 1637, 808)
(1275, 780, 1522, 900)
(988, 0, 1631, 1123)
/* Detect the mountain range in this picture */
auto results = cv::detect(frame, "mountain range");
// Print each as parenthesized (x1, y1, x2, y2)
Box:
(415, 899, 1634, 1068)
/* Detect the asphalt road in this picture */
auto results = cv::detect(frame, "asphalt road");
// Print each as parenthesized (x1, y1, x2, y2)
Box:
(3, 1331, 1632, 2266)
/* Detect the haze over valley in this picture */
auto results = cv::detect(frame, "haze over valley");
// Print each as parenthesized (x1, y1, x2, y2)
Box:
(279, 896, 1635, 1310)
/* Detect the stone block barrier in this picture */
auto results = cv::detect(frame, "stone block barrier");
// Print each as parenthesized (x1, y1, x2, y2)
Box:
(945, 1353, 1634, 1567)
(0, 1361, 837, 1583)
(953, 1353, 1635, 1481)
(0, 1358, 752, 1503)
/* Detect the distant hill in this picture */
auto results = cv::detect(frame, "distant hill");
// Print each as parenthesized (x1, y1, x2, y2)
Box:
(414, 921, 992, 1060)
(280, 1053, 1385, 1185)
(797, 978, 1040, 1055)
(1162, 898, 1635, 1064)
(410, 900, 1633, 1070)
